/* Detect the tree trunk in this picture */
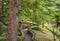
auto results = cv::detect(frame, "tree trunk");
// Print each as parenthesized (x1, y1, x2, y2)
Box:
(7, 0, 19, 41)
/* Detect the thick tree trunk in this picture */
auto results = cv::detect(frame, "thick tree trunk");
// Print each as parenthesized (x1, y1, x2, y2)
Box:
(7, 0, 19, 41)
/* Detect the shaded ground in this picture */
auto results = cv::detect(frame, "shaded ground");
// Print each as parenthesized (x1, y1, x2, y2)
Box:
(22, 28, 32, 41)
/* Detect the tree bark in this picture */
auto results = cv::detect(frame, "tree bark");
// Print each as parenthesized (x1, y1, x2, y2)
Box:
(7, 0, 19, 41)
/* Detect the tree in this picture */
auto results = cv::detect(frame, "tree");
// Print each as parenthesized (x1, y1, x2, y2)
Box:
(7, 0, 19, 41)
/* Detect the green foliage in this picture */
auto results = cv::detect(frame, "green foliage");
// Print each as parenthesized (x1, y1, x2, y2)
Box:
(31, 26, 41, 31)
(0, 0, 60, 25)
(0, 38, 6, 41)
(17, 31, 24, 41)
(17, 36, 22, 41)
(43, 24, 60, 41)
(18, 0, 60, 25)
(0, 0, 60, 41)
(0, 22, 7, 36)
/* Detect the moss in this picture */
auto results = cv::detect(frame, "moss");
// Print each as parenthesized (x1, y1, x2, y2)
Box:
(32, 30, 59, 41)
(31, 26, 41, 31)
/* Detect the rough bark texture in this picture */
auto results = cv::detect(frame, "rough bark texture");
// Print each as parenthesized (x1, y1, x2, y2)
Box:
(7, 0, 19, 41)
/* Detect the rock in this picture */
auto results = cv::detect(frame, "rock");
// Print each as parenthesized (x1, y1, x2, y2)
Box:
(32, 30, 59, 41)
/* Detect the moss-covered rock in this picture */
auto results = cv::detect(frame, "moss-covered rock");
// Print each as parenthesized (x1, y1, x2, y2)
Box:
(32, 30, 59, 41)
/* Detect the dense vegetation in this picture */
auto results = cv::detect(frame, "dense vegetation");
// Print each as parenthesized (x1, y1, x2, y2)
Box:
(0, 0, 60, 41)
